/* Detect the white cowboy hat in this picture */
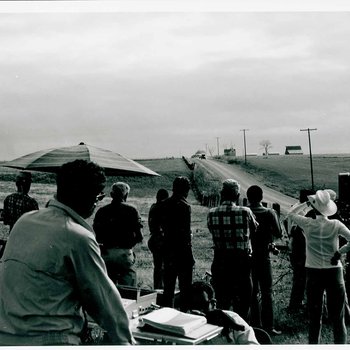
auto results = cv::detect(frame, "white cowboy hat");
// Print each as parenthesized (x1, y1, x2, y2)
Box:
(307, 190, 337, 217)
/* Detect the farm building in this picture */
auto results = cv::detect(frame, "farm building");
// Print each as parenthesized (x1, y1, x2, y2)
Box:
(285, 145, 303, 155)
(224, 148, 236, 156)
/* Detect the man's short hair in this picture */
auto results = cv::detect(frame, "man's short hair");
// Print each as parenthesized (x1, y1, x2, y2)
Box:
(156, 188, 169, 202)
(111, 182, 130, 199)
(56, 160, 106, 200)
(221, 179, 240, 197)
(172, 176, 190, 194)
(247, 185, 263, 202)
(16, 171, 32, 184)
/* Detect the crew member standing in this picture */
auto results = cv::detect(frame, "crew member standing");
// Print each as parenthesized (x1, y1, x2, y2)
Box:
(93, 182, 143, 287)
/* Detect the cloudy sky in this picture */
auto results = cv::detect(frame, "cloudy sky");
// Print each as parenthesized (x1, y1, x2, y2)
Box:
(1, 1, 350, 160)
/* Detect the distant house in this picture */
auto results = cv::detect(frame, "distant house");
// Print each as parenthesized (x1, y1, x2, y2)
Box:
(224, 148, 236, 156)
(285, 146, 303, 155)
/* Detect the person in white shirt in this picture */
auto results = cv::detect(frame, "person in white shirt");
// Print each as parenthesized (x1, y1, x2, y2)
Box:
(287, 189, 350, 344)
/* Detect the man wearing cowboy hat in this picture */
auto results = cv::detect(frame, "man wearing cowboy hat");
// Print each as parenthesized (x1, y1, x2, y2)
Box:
(287, 189, 350, 344)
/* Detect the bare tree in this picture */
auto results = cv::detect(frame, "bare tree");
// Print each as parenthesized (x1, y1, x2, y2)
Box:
(260, 140, 272, 156)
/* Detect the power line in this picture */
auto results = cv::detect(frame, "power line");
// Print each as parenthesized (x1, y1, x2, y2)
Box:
(300, 128, 317, 191)
(240, 129, 249, 164)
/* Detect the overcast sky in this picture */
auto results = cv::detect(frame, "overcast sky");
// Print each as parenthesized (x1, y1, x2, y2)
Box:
(1, 2, 350, 160)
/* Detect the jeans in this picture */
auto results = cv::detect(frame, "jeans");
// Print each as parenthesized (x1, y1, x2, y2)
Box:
(306, 267, 347, 344)
(251, 255, 274, 330)
(289, 258, 306, 310)
(211, 249, 252, 321)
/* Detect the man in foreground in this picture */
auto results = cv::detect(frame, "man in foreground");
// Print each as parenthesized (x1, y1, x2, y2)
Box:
(0, 160, 133, 346)
(207, 179, 258, 321)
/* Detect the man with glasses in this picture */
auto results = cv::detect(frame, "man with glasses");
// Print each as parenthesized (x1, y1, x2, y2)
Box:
(93, 182, 143, 287)
(0, 160, 133, 346)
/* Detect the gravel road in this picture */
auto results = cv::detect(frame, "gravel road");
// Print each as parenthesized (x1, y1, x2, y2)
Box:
(196, 158, 297, 215)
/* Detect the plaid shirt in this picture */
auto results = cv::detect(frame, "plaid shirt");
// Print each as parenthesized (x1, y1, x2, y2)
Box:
(207, 201, 258, 252)
(3, 192, 39, 230)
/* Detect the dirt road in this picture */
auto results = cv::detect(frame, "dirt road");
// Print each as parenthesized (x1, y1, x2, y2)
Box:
(196, 158, 297, 215)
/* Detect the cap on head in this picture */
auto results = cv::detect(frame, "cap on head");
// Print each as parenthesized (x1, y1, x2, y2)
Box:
(307, 189, 337, 217)
(222, 179, 240, 196)
(111, 182, 130, 198)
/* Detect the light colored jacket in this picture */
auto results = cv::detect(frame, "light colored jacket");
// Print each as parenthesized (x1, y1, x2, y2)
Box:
(0, 199, 133, 345)
(288, 202, 350, 269)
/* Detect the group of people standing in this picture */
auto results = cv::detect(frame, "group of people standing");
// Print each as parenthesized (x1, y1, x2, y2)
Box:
(1, 161, 350, 345)
(147, 176, 350, 345)
(148, 176, 283, 337)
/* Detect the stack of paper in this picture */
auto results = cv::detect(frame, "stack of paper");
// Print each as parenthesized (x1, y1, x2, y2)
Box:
(139, 307, 207, 337)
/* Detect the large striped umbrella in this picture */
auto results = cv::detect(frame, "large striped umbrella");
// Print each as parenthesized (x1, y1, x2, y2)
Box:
(1, 142, 159, 177)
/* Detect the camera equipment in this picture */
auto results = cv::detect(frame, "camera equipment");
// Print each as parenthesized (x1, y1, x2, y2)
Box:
(268, 243, 280, 255)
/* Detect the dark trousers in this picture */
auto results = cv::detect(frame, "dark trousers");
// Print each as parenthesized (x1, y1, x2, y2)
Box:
(211, 250, 252, 321)
(251, 255, 274, 330)
(151, 249, 165, 290)
(102, 248, 137, 287)
(306, 267, 347, 344)
(289, 258, 306, 310)
(162, 249, 194, 312)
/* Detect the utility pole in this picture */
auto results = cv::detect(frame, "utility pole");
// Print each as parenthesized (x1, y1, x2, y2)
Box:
(300, 128, 317, 191)
(216, 137, 220, 157)
(240, 129, 249, 164)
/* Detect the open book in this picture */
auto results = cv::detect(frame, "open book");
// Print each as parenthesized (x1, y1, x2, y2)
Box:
(139, 307, 207, 337)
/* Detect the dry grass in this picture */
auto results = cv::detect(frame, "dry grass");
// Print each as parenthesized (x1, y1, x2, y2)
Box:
(1, 155, 349, 344)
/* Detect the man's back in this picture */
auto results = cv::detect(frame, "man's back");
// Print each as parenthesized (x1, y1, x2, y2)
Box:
(3, 192, 38, 230)
(208, 201, 255, 251)
(0, 200, 131, 345)
(0, 204, 92, 344)
(248, 205, 282, 256)
(161, 195, 192, 249)
(94, 200, 143, 249)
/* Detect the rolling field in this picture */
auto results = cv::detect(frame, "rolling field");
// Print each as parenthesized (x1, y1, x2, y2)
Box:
(238, 154, 350, 199)
(1, 154, 349, 344)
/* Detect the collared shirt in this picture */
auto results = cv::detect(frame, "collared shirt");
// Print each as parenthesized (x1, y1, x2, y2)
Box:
(248, 203, 282, 257)
(288, 202, 350, 269)
(3, 192, 39, 230)
(93, 199, 143, 249)
(207, 201, 258, 251)
(0, 199, 133, 346)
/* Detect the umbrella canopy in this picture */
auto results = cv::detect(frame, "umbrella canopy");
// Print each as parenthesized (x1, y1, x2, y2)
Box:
(1, 142, 160, 177)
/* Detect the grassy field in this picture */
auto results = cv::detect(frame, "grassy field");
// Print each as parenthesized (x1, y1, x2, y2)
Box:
(233, 154, 350, 199)
(1, 154, 349, 344)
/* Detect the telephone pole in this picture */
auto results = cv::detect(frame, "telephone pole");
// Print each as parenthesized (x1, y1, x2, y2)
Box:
(300, 128, 317, 191)
(216, 137, 220, 157)
(240, 129, 249, 164)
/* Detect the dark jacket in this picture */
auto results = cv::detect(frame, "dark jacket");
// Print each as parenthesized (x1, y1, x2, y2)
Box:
(93, 200, 143, 249)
